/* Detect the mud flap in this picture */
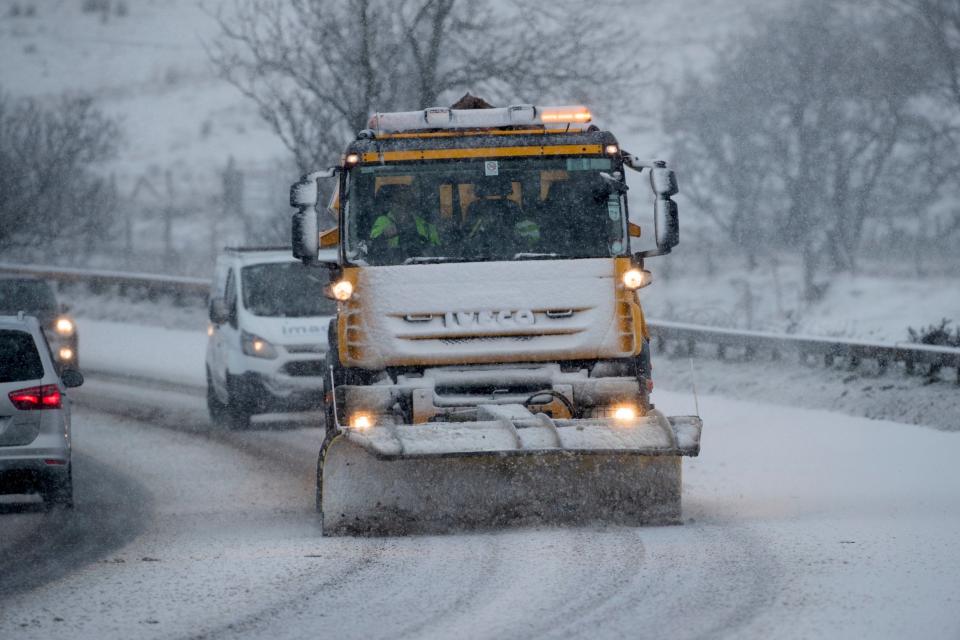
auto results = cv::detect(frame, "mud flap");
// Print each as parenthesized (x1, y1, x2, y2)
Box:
(320, 412, 701, 535)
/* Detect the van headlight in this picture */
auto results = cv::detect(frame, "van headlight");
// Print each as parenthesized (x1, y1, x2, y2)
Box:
(241, 331, 278, 359)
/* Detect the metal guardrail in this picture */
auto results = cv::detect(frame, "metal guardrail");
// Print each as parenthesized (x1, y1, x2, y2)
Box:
(650, 320, 960, 382)
(0, 262, 210, 299)
(3, 262, 958, 382)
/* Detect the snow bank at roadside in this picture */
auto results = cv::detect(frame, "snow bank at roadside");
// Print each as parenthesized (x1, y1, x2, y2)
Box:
(77, 318, 206, 388)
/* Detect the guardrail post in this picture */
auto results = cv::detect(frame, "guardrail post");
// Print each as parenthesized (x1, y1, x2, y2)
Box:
(686, 339, 696, 357)
(744, 344, 756, 361)
(717, 344, 726, 361)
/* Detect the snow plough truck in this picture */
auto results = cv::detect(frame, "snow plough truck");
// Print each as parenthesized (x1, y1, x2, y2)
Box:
(289, 100, 702, 534)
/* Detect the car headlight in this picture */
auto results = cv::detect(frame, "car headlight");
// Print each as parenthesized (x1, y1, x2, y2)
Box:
(55, 316, 75, 336)
(241, 331, 278, 359)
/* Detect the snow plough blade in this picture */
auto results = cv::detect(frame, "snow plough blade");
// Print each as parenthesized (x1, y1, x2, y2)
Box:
(319, 408, 702, 535)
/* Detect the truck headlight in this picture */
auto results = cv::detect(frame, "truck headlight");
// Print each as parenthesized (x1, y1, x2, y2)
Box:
(55, 317, 75, 336)
(330, 279, 354, 301)
(241, 331, 278, 359)
(58, 347, 75, 362)
(613, 405, 637, 421)
(622, 268, 652, 290)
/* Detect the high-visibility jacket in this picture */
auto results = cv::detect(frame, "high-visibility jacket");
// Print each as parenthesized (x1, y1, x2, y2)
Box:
(370, 212, 440, 248)
(468, 216, 540, 242)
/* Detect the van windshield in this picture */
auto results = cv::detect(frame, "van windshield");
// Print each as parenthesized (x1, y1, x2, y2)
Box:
(344, 157, 627, 266)
(0, 279, 57, 316)
(241, 263, 337, 318)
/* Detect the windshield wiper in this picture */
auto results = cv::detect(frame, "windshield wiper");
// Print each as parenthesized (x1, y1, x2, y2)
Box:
(403, 256, 470, 264)
(512, 252, 562, 261)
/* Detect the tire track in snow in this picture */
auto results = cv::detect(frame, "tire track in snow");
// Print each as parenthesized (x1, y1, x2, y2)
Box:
(0, 450, 152, 600)
(60, 373, 780, 639)
(533, 520, 780, 640)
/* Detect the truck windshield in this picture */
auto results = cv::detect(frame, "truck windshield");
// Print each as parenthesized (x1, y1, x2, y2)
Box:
(241, 263, 337, 318)
(344, 157, 626, 266)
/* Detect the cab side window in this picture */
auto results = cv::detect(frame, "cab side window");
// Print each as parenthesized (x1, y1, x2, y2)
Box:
(224, 268, 238, 328)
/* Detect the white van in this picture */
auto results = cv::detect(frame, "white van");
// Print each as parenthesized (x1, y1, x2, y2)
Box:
(205, 248, 335, 429)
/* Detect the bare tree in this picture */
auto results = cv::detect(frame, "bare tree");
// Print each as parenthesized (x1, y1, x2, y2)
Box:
(666, 1, 942, 299)
(208, 0, 644, 173)
(885, 0, 960, 244)
(0, 90, 121, 253)
(888, 0, 960, 111)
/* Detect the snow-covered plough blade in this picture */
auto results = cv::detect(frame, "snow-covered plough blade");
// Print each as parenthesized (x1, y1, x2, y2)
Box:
(320, 408, 702, 535)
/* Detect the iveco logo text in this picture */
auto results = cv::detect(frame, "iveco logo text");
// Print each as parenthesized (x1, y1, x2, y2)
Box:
(443, 310, 535, 327)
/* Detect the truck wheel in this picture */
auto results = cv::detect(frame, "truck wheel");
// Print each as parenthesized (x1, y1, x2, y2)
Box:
(321, 357, 337, 433)
(316, 429, 337, 525)
(43, 465, 74, 509)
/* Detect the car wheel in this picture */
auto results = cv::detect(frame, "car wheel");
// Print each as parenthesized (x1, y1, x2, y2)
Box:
(43, 465, 74, 509)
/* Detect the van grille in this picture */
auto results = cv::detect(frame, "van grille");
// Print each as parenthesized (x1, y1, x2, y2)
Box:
(282, 360, 326, 377)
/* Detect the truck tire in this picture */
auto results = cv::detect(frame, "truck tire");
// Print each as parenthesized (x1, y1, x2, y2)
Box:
(315, 429, 336, 517)
(43, 465, 74, 509)
(324, 321, 375, 431)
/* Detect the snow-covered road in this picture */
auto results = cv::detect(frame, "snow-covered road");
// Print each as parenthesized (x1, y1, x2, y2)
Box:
(1, 364, 958, 638)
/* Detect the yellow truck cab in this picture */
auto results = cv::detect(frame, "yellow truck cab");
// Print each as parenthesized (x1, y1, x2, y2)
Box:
(289, 103, 700, 534)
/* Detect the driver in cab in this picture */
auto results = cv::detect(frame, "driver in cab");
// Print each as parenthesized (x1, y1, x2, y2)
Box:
(369, 184, 440, 258)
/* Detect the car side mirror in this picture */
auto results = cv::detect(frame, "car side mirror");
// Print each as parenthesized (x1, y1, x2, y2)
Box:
(59, 303, 72, 313)
(209, 298, 229, 324)
(61, 367, 84, 388)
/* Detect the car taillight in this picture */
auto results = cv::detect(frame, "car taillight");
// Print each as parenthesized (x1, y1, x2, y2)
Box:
(8, 384, 61, 410)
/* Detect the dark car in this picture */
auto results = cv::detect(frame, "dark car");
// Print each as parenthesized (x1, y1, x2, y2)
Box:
(0, 276, 78, 368)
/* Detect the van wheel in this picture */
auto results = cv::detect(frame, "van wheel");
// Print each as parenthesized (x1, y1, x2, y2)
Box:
(206, 368, 227, 424)
(43, 466, 74, 509)
(222, 373, 255, 430)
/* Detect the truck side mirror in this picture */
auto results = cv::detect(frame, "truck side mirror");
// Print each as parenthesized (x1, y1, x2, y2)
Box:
(290, 169, 337, 264)
(290, 177, 319, 208)
(209, 297, 229, 324)
(650, 167, 679, 253)
(292, 208, 319, 264)
(653, 197, 679, 251)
